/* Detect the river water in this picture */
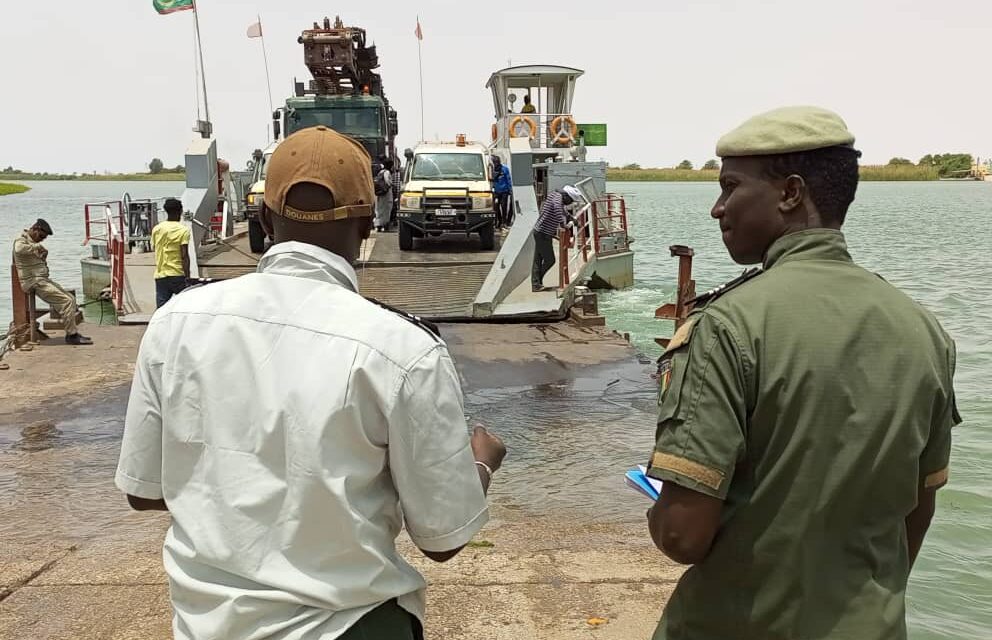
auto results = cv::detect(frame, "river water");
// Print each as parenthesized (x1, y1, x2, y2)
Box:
(598, 181, 992, 640)
(1, 180, 989, 638)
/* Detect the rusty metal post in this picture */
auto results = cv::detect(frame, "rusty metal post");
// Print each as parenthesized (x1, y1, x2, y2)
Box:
(654, 245, 696, 348)
(672, 245, 696, 327)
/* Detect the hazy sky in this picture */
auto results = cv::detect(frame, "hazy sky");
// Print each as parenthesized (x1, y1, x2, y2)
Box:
(3, 0, 990, 173)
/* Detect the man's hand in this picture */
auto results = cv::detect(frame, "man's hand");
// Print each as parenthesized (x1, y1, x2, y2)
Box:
(38, 247, 48, 260)
(470, 425, 506, 472)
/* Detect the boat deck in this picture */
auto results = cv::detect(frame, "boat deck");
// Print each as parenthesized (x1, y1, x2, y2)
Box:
(117, 225, 565, 323)
(193, 228, 516, 320)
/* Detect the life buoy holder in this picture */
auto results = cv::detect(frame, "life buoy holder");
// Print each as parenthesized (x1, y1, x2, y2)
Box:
(550, 115, 578, 145)
(509, 116, 537, 139)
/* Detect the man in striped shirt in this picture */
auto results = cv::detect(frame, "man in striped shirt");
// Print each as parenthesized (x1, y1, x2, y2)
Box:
(531, 186, 579, 292)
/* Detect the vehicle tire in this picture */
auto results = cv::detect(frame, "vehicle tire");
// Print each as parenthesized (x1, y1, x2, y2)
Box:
(479, 223, 495, 250)
(248, 218, 265, 254)
(398, 222, 414, 251)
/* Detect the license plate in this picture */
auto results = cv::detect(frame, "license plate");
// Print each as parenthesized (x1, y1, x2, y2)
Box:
(435, 208, 456, 216)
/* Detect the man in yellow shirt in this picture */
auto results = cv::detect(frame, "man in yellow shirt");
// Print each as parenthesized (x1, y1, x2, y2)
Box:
(152, 198, 191, 308)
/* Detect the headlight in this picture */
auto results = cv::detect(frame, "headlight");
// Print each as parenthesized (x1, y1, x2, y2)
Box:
(472, 196, 493, 210)
(247, 193, 262, 206)
(401, 195, 421, 209)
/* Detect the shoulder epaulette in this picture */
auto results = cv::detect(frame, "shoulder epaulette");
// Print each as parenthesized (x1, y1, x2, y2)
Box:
(688, 267, 763, 307)
(365, 297, 441, 342)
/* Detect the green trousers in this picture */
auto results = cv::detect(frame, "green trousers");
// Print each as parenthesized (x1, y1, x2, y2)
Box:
(339, 600, 423, 640)
(31, 279, 78, 335)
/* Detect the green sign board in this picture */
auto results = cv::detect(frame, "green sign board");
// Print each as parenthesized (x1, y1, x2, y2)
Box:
(576, 123, 607, 146)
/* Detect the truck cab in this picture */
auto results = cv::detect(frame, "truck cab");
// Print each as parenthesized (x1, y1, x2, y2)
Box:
(244, 141, 279, 253)
(275, 94, 397, 164)
(397, 139, 495, 251)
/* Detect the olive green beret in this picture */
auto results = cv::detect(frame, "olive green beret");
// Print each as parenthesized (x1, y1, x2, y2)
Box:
(716, 106, 856, 157)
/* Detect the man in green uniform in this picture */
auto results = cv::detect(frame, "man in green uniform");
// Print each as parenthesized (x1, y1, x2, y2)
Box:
(13, 218, 92, 345)
(645, 106, 959, 640)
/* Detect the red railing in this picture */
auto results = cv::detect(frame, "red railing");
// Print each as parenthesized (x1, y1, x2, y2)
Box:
(558, 193, 630, 289)
(83, 201, 124, 247)
(83, 201, 126, 312)
(107, 210, 125, 313)
(592, 193, 630, 256)
(558, 202, 593, 288)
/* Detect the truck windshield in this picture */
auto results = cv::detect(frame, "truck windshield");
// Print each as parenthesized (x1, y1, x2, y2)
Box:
(255, 154, 271, 182)
(288, 107, 381, 137)
(412, 153, 486, 180)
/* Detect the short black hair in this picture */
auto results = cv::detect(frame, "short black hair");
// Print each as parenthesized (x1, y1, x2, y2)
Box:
(164, 198, 183, 215)
(33, 218, 53, 235)
(760, 146, 861, 225)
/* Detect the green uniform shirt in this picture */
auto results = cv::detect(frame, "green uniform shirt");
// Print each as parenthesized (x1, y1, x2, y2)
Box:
(12, 231, 50, 291)
(649, 229, 959, 640)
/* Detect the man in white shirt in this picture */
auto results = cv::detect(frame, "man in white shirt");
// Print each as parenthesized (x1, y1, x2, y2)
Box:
(116, 125, 507, 640)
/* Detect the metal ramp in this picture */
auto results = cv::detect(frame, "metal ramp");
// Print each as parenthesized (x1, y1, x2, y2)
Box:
(357, 232, 499, 319)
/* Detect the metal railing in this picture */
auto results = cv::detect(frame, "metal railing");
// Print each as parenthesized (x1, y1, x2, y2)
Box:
(83, 201, 125, 247)
(107, 207, 126, 313)
(82, 201, 127, 312)
(493, 112, 580, 149)
(558, 202, 594, 289)
(557, 193, 632, 290)
(592, 193, 630, 256)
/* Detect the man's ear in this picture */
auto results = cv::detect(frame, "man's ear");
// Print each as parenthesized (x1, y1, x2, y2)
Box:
(779, 174, 805, 214)
(259, 205, 274, 237)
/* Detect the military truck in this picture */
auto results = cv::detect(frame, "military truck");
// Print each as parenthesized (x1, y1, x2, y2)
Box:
(272, 17, 398, 170)
(397, 138, 495, 251)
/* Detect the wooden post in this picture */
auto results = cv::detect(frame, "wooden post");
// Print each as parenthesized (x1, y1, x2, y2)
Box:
(9, 263, 33, 347)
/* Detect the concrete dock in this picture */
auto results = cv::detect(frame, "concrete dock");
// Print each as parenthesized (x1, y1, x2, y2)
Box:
(0, 321, 681, 639)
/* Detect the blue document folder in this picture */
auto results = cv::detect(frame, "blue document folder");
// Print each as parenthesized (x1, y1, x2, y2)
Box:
(625, 465, 663, 501)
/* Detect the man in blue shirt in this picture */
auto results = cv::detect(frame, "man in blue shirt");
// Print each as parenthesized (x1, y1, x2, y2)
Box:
(491, 157, 513, 229)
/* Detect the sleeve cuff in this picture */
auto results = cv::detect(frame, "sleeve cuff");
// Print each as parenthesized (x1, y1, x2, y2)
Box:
(646, 451, 728, 499)
(407, 506, 490, 553)
(115, 469, 164, 500)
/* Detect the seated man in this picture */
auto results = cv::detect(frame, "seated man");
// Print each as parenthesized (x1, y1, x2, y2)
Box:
(13, 218, 92, 345)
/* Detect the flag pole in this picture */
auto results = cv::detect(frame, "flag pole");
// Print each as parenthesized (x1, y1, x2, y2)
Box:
(191, 0, 210, 133)
(258, 15, 275, 117)
(417, 15, 424, 143)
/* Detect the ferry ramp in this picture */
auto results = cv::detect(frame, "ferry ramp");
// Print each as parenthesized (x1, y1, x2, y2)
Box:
(356, 231, 499, 319)
(195, 229, 505, 321)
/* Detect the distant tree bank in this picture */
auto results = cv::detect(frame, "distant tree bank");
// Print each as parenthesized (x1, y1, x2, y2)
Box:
(608, 152, 976, 182)
(607, 165, 941, 182)
(0, 182, 31, 196)
(0, 170, 185, 182)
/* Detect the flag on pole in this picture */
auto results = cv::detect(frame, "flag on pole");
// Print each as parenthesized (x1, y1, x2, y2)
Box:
(153, 0, 194, 15)
(414, 18, 423, 41)
(247, 21, 263, 38)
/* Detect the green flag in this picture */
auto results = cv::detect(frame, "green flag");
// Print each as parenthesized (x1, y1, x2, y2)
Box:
(153, 0, 194, 15)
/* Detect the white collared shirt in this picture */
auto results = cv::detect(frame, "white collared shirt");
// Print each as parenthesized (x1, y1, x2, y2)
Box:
(116, 241, 488, 640)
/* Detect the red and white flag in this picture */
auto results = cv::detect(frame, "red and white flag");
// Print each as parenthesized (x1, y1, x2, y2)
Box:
(414, 18, 423, 41)
(247, 21, 263, 38)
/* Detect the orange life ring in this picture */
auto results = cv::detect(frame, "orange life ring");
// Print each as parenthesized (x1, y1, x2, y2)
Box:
(509, 116, 537, 139)
(550, 115, 578, 144)
(491, 123, 498, 142)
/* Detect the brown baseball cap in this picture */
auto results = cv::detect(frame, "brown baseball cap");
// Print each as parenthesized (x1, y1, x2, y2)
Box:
(263, 126, 374, 223)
